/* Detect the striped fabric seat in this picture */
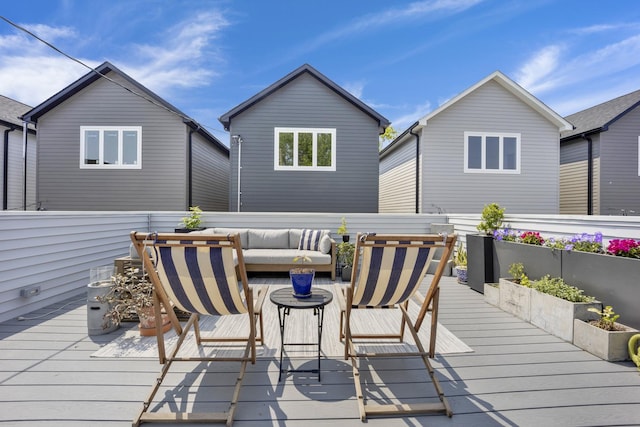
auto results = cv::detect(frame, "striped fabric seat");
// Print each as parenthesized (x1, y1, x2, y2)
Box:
(153, 240, 247, 316)
(351, 239, 435, 307)
(340, 232, 457, 422)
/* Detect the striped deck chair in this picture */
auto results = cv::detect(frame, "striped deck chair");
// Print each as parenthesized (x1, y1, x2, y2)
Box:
(339, 233, 457, 421)
(130, 231, 266, 427)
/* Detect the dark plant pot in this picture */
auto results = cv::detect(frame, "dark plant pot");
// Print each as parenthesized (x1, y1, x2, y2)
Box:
(342, 235, 350, 243)
(562, 251, 640, 330)
(341, 265, 352, 282)
(493, 240, 562, 281)
(290, 269, 315, 297)
(174, 227, 206, 233)
(467, 234, 494, 293)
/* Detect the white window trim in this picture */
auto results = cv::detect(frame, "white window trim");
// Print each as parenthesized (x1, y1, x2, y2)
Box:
(464, 131, 521, 174)
(273, 127, 336, 171)
(80, 126, 142, 169)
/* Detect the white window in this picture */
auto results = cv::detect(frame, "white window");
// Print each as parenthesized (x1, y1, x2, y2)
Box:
(274, 127, 336, 171)
(80, 126, 142, 169)
(464, 132, 520, 173)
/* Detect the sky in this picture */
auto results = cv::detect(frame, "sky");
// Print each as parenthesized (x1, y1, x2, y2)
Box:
(1, 0, 640, 146)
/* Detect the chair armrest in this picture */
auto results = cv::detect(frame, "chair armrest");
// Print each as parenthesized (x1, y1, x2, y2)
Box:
(252, 285, 268, 314)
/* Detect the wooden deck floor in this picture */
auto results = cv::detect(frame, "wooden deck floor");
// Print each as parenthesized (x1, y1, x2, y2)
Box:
(1, 275, 639, 426)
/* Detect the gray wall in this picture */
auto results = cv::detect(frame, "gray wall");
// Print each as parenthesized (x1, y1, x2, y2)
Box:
(1, 127, 36, 210)
(228, 73, 380, 213)
(422, 80, 562, 214)
(191, 131, 229, 211)
(36, 73, 188, 211)
(560, 136, 601, 214)
(599, 106, 640, 216)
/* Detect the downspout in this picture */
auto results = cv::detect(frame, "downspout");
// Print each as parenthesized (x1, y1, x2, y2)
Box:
(581, 133, 593, 215)
(22, 121, 28, 210)
(409, 122, 420, 214)
(3, 126, 17, 210)
(187, 125, 199, 208)
(232, 135, 243, 212)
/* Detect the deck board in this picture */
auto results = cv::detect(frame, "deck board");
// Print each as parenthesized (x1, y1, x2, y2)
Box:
(1, 275, 639, 426)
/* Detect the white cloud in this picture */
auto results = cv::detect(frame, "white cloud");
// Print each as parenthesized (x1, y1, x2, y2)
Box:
(516, 34, 640, 97)
(343, 80, 365, 99)
(390, 100, 432, 132)
(0, 11, 229, 107)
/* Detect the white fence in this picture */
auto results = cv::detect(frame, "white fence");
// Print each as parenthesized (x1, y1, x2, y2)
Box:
(2, 210, 640, 324)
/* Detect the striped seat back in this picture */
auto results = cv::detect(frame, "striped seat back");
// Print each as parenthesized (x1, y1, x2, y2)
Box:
(351, 236, 437, 307)
(151, 238, 247, 316)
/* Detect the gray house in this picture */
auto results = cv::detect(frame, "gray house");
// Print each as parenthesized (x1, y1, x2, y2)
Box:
(560, 89, 640, 215)
(380, 71, 573, 214)
(21, 61, 229, 211)
(219, 64, 390, 213)
(0, 95, 36, 210)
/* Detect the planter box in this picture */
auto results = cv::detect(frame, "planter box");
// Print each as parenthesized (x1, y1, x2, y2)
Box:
(573, 319, 639, 361)
(530, 289, 600, 342)
(467, 234, 494, 293)
(499, 278, 531, 321)
(562, 251, 640, 331)
(493, 240, 562, 282)
(484, 283, 500, 306)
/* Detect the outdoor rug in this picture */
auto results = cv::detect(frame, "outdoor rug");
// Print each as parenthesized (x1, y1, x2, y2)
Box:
(91, 283, 473, 359)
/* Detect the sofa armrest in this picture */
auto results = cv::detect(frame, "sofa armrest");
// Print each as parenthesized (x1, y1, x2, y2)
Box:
(330, 238, 337, 280)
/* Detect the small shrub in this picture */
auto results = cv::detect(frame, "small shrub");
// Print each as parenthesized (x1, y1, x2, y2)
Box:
(454, 243, 467, 267)
(588, 305, 621, 331)
(477, 203, 505, 235)
(508, 262, 530, 287)
(532, 275, 595, 303)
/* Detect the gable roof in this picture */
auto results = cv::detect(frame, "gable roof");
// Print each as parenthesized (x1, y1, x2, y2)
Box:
(218, 63, 390, 132)
(0, 95, 34, 130)
(21, 61, 227, 153)
(418, 71, 573, 132)
(381, 71, 573, 158)
(561, 88, 640, 140)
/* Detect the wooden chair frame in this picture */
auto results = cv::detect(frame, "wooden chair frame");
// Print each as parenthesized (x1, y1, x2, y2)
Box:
(338, 233, 457, 421)
(130, 231, 266, 427)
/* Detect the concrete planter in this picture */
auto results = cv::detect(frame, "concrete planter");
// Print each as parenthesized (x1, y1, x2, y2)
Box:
(483, 283, 500, 306)
(530, 290, 600, 342)
(499, 278, 531, 321)
(573, 319, 639, 361)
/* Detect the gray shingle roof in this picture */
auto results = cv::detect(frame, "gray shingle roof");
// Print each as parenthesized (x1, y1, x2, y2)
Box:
(561, 88, 640, 140)
(0, 95, 32, 128)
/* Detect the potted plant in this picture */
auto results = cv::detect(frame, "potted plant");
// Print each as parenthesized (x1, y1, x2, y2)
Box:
(337, 217, 349, 242)
(453, 242, 467, 284)
(97, 267, 171, 336)
(290, 255, 314, 297)
(467, 202, 504, 292)
(338, 241, 355, 282)
(175, 206, 205, 233)
(573, 306, 639, 361)
(529, 275, 599, 342)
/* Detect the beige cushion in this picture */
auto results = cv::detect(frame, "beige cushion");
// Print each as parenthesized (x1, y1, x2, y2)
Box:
(242, 249, 332, 265)
(247, 229, 289, 249)
(319, 234, 332, 254)
(212, 227, 250, 248)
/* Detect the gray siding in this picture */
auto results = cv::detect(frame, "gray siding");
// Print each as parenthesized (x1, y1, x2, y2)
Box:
(559, 137, 601, 215)
(228, 73, 379, 213)
(599, 106, 640, 216)
(422, 80, 561, 214)
(191, 132, 229, 211)
(36, 74, 187, 211)
(379, 138, 418, 213)
(1, 127, 36, 210)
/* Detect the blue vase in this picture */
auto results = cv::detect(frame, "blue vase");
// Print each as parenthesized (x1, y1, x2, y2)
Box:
(290, 270, 314, 297)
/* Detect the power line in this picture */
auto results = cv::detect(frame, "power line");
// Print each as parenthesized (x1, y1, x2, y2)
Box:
(0, 15, 229, 141)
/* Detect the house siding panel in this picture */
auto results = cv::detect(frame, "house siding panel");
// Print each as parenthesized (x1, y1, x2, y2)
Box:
(229, 73, 379, 212)
(379, 138, 418, 212)
(599, 106, 640, 216)
(191, 132, 229, 211)
(559, 137, 601, 215)
(421, 80, 561, 214)
(1, 128, 36, 210)
(36, 74, 187, 210)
